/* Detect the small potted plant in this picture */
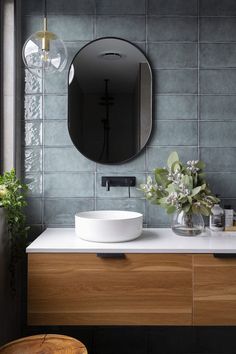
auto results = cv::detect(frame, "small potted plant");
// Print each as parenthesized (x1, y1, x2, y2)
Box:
(140, 152, 219, 236)
(0, 169, 29, 290)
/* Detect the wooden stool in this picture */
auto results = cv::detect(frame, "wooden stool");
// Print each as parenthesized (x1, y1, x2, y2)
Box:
(0, 334, 88, 354)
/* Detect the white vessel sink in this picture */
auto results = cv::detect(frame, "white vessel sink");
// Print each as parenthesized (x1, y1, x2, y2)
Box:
(75, 210, 143, 243)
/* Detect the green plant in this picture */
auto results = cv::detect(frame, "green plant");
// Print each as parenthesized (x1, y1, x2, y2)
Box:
(0, 169, 29, 290)
(140, 151, 219, 216)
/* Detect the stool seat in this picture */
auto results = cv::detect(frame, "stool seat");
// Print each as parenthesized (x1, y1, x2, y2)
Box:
(0, 334, 88, 354)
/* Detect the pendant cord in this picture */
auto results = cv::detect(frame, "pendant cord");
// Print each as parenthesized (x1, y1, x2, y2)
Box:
(43, 0, 47, 31)
(44, 0, 47, 19)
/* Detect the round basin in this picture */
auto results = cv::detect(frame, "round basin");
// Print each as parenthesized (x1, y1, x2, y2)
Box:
(75, 210, 143, 243)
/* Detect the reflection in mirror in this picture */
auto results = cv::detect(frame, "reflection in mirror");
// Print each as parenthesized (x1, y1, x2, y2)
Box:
(68, 37, 152, 164)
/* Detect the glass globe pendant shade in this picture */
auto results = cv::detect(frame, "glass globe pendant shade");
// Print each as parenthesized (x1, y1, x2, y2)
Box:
(22, 18, 67, 77)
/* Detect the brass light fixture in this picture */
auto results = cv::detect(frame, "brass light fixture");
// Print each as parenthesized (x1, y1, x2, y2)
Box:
(22, 0, 67, 77)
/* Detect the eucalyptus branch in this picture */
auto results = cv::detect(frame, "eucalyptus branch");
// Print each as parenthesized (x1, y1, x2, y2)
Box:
(140, 152, 219, 216)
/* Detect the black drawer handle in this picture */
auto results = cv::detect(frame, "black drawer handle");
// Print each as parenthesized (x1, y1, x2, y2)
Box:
(96, 253, 126, 259)
(214, 253, 236, 259)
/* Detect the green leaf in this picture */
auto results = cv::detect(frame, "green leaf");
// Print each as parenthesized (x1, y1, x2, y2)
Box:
(199, 204, 211, 216)
(191, 186, 202, 197)
(183, 204, 191, 213)
(154, 169, 169, 187)
(166, 205, 176, 214)
(166, 184, 176, 193)
(159, 197, 169, 204)
(187, 196, 192, 204)
(171, 161, 181, 172)
(196, 160, 206, 170)
(183, 175, 191, 188)
(167, 151, 179, 170)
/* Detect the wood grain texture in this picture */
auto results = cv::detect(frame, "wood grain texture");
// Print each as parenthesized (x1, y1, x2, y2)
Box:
(193, 254, 236, 325)
(28, 253, 193, 325)
(0, 334, 87, 354)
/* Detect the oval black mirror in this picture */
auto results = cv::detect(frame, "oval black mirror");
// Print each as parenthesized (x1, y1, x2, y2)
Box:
(68, 37, 152, 164)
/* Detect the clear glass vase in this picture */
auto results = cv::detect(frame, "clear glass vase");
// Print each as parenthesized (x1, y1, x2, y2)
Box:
(171, 210, 204, 236)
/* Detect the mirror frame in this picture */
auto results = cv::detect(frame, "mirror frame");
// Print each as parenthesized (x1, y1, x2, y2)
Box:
(68, 37, 153, 165)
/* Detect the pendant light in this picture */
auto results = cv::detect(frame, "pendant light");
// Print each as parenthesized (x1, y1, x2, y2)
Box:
(22, 0, 67, 77)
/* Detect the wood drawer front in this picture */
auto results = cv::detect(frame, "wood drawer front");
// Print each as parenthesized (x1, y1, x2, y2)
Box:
(193, 255, 236, 325)
(28, 253, 192, 326)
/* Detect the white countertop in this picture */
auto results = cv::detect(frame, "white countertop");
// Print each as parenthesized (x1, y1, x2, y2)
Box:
(26, 228, 236, 254)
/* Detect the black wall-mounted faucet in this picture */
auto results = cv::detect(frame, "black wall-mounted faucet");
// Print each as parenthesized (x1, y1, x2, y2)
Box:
(101, 176, 136, 197)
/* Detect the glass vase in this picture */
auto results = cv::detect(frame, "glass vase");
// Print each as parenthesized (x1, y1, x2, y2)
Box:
(171, 210, 204, 236)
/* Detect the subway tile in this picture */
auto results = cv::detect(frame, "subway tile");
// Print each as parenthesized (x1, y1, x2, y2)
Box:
(200, 122, 236, 147)
(24, 121, 42, 146)
(147, 203, 170, 227)
(96, 0, 145, 14)
(48, 15, 93, 41)
(24, 69, 42, 94)
(149, 121, 198, 146)
(21, 0, 43, 14)
(155, 95, 197, 120)
(201, 148, 236, 172)
(65, 41, 90, 70)
(97, 150, 146, 173)
(148, 0, 197, 15)
(206, 173, 236, 198)
(44, 198, 94, 225)
(131, 175, 147, 198)
(27, 225, 44, 243)
(96, 198, 146, 223)
(44, 95, 67, 119)
(22, 16, 42, 42)
(147, 17, 197, 42)
(200, 18, 236, 42)
(47, 0, 95, 14)
(44, 173, 94, 197)
(218, 198, 236, 211)
(96, 173, 145, 198)
(200, 44, 236, 68)
(44, 147, 95, 172)
(25, 95, 42, 119)
(23, 148, 42, 172)
(24, 173, 42, 197)
(200, 95, 236, 121)
(148, 43, 197, 69)
(96, 16, 145, 41)
(200, 69, 236, 94)
(147, 147, 198, 171)
(44, 71, 68, 94)
(200, 0, 236, 16)
(44, 121, 72, 146)
(154, 69, 198, 94)
(25, 198, 42, 224)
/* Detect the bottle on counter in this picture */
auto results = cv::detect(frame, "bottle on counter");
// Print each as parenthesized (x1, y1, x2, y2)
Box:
(234, 211, 236, 226)
(224, 205, 234, 228)
(209, 203, 225, 231)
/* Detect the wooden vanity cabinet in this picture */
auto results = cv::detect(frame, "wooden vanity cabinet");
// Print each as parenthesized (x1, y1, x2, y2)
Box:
(193, 254, 236, 325)
(28, 253, 236, 326)
(28, 253, 192, 326)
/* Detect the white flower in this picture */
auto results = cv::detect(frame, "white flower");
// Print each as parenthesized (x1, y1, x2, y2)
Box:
(186, 160, 200, 173)
(167, 192, 179, 205)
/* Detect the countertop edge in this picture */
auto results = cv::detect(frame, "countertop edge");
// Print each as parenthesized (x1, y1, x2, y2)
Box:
(26, 227, 236, 254)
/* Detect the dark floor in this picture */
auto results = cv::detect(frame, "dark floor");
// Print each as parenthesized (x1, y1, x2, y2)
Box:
(24, 326, 236, 354)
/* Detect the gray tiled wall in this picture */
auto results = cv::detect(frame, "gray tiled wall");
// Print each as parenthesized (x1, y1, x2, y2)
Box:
(21, 0, 236, 236)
